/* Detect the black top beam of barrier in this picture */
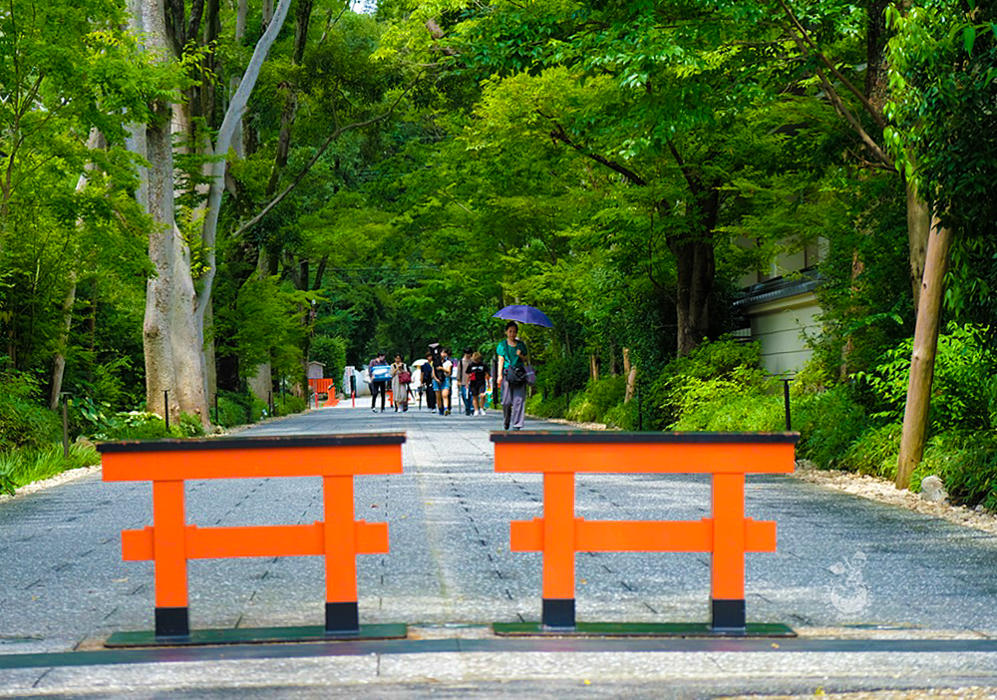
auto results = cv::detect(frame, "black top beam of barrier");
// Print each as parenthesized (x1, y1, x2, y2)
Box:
(97, 433, 407, 453)
(489, 431, 799, 445)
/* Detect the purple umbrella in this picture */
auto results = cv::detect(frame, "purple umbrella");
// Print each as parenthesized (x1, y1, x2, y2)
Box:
(492, 304, 553, 328)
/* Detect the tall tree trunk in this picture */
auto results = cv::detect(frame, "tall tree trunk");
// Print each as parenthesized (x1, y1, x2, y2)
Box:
(895, 210, 952, 489)
(906, 178, 931, 314)
(672, 238, 716, 356)
(231, 0, 249, 158)
(194, 0, 293, 410)
(49, 130, 104, 409)
(136, 0, 208, 424)
(49, 276, 76, 410)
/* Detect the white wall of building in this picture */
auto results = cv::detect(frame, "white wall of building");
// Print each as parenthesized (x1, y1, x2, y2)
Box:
(743, 292, 821, 376)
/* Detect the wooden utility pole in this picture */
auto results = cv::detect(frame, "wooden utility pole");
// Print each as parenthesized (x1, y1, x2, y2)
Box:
(896, 212, 952, 489)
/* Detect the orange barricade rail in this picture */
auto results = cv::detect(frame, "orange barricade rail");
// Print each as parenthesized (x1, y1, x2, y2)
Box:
(308, 378, 338, 407)
(491, 431, 798, 631)
(99, 433, 404, 639)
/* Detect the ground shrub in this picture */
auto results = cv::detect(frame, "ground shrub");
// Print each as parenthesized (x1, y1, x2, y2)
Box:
(525, 391, 570, 419)
(839, 422, 902, 478)
(214, 391, 267, 426)
(857, 323, 997, 430)
(602, 400, 639, 430)
(794, 383, 869, 469)
(671, 385, 783, 431)
(922, 432, 997, 510)
(0, 371, 60, 450)
(645, 338, 771, 430)
(173, 412, 206, 438)
(566, 375, 625, 423)
(275, 394, 306, 416)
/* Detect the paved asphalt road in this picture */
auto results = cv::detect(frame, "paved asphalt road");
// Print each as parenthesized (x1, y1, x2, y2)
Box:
(2, 403, 997, 697)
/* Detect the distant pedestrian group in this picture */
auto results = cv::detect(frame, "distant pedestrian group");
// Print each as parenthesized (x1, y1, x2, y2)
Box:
(362, 324, 529, 428)
(364, 345, 493, 419)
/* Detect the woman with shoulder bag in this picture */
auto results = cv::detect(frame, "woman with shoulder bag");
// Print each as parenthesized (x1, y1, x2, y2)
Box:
(390, 354, 410, 412)
(496, 321, 529, 430)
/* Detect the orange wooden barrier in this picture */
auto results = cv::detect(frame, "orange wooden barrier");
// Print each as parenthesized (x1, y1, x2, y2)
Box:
(308, 378, 338, 407)
(491, 431, 798, 631)
(99, 433, 404, 639)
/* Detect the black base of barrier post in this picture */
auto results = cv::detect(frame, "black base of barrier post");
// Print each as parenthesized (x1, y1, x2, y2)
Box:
(325, 602, 360, 635)
(541, 598, 575, 629)
(155, 607, 190, 639)
(710, 598, 746, 632)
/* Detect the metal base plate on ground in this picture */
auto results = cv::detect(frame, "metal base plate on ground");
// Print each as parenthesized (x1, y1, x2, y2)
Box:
(492, 621, 795, 638)
(105, 624, 407, 648)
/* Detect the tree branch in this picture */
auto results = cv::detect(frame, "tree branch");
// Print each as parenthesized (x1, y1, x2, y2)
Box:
(541, 113, 648, 186)
(774, 0, 887, 129)
(232, 86, 413, 239)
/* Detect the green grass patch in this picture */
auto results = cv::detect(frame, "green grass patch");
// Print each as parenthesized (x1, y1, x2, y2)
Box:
(0, 442, 101, 496)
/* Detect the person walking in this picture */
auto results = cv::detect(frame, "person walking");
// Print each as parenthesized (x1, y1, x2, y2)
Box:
(496, 321, 528, 430)
(458, 348, 474, 415)
(390, 354, 412, 412)
(368, 351, 391, 413)
(421, 352, 436, 411)
(467, 351, 489, 416)
(433, 347, 453, 415)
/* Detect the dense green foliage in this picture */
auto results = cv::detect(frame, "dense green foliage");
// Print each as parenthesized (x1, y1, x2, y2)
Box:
(1, 0, 995, 510)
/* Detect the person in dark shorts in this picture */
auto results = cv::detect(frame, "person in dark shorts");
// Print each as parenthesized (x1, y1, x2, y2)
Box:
(467, 351, 489, 415)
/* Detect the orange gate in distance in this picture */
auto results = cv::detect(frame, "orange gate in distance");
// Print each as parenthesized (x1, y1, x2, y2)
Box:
(308, 378, 338, 407)
(99, 433, 404, 640)
(491, 431, 798, 633)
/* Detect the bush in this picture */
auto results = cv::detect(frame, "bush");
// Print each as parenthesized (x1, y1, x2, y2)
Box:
(671, 384, 783, 431)
(857, 323, 997, 430)
(922, 432, 997, 510)
(644, 337, 771, 430)
(0, 371, 60, 450)
(275, 394, 307, 416)
(566, 375, 626, 423)
(310, 336, 348, 386)
(213, 391, 267, 426)
(602, 400, 639, 430)
(794, 383, 870, 469)
(525, 390, 571, 419)
(839, 422, 902, 478)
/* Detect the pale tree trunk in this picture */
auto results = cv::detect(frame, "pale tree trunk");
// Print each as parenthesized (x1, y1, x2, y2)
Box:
(133, 0, 207, 424)
(895, 210, 952, 489)
(230, 0, 249, 159)
(589, 354, 599, 382)
(838, 249, 866, 380)
(247, 362, 272, 404)
(623, 348, 637, 404)
(195, 0, 293, 410)
(49, 130, 105, 409)
(905, 178, 931, 314)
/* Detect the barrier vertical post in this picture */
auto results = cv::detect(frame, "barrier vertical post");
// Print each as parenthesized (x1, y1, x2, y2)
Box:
(152, 480, 189, 637)
(711, 472, 746, 630)
(542, 472, 577, 627)
(324, 474, 359, 633)
(164, 390, 170, 431)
